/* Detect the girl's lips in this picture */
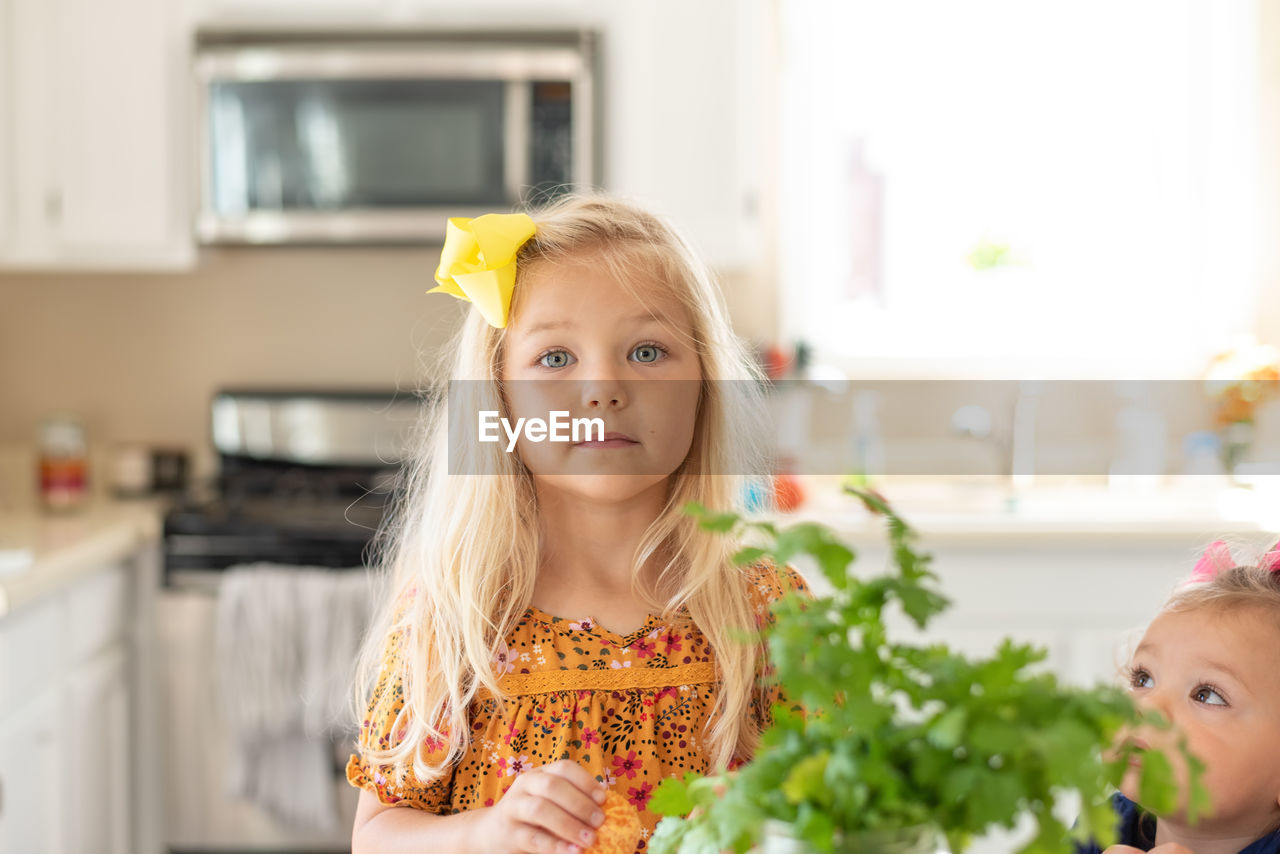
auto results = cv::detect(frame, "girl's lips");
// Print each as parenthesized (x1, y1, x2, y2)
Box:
(1124, 737, 1149, 768)
(575, 432, 638, 449)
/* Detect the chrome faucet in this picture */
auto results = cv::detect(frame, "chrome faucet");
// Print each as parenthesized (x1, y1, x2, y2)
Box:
(950, 381, 1042, 483)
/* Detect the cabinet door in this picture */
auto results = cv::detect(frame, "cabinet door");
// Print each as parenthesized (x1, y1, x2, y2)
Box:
(0, 0, 10, 251)
(47, 0, 181, 261)
(0, 689, 67, 854)
(194, 0, 387, 19)
(600, 0, 757, 269)
(65, 644, 131, 854)
(5, 0, 54, 261)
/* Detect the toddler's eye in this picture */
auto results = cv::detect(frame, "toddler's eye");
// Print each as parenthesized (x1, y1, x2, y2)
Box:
(631, 343, 666, 364)
(1192, 685, 1228, 706)
(538, 350, 574, 369)
(1128, 668, 1154, 690)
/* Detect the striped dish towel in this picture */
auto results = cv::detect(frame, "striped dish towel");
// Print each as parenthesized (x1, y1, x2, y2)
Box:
(213, 564, 374, 831)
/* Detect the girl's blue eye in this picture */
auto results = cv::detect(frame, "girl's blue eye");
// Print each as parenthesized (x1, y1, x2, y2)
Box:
(538, 350, 574, 369)
(1193, 685, 1227, 706)
(631, 343, 666, 364)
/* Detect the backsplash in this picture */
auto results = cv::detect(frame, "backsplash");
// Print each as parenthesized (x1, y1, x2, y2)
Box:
(0, 251, 774, 479)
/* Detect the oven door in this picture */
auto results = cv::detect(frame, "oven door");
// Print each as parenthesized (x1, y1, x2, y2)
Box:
(159, 578, 360, 852)
(193, 33, 595, 245)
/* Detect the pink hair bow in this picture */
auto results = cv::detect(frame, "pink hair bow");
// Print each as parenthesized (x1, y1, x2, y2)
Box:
(1187, 539, 1280, 584)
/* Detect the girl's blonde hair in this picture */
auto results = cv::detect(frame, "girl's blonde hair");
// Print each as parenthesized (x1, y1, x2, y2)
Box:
(1113, 539, 1280, 683)
(353, 193, 770, 786)
(1163, 539, 1280, 621)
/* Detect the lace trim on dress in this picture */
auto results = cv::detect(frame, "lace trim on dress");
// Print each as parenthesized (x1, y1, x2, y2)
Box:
(477, 662, 717, 698)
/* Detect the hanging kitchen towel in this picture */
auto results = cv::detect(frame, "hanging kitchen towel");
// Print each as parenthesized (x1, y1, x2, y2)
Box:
(299, 568, 380, 737)
(213, 563, 375, 831)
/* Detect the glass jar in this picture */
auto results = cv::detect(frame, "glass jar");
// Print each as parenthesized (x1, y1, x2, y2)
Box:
(38, 416, 89, 511)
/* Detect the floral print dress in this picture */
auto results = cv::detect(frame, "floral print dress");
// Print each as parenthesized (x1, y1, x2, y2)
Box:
(346, 563, 811, 850)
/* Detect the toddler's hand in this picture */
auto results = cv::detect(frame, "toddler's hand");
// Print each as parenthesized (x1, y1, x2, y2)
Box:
(475, 759, 608, 854)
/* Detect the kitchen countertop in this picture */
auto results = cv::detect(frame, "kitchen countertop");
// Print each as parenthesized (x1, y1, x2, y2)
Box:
(0, 501, 163, 618)
(772, 478, 1280, 545)
(0, 480, 1269, 618)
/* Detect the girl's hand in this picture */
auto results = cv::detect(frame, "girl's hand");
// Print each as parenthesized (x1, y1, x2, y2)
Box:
(475, 759, 608, 854)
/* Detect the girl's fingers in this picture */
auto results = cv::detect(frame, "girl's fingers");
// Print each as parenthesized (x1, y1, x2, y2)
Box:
(517, 792, 600, 851)
(535, 766, 608, 824)
(544, 759, 609, 803)
(515, 823, 562, 853)
(502, 762, 608, 852)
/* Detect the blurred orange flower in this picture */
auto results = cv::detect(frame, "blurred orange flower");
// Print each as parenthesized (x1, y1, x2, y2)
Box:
(1204, 338, 1280, 427)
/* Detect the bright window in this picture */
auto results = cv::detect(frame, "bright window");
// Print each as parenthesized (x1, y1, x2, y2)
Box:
(778, 0, 1259, 377)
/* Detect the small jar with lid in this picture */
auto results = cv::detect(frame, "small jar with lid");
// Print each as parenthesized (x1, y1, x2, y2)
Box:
(38, 415, 89, 511)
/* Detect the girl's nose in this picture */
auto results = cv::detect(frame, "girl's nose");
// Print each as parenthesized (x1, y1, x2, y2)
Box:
(580, 376, 628, 410)
(1134, 687, 1176, 728)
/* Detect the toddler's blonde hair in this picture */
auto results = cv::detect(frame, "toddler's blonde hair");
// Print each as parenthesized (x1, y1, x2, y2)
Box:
(1163, 538, 1280, 622)
(352, 193, 771, 787)
(1113, 539, 1280, 686)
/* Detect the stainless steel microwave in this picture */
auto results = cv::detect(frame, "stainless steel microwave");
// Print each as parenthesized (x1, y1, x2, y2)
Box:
(193, 30, 596, 245)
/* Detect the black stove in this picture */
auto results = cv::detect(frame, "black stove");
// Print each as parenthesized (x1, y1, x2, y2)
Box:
(162, 389, 419, 584)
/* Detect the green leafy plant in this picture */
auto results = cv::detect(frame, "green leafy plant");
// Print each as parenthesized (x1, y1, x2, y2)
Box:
(649, 488, 1206, 854)
(966, 237, 1026, 271)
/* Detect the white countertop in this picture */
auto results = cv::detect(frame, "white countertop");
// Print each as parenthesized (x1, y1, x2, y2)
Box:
(772, 478, 1280, 545)
(0, 478, 1272, 617)
(0, 501, 162, 618)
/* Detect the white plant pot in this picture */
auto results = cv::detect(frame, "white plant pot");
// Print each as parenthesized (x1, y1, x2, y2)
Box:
(756, 820, 947, 854)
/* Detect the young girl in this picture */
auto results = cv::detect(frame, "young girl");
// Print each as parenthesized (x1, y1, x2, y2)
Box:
(347, 195, 809, 854)
(1082, 540, 1280, 854)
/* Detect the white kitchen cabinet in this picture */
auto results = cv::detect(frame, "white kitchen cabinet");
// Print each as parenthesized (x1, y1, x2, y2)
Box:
(187, 0, 593, 31)
(193, 0, 386, 20)
(0, 687, 66, 854)
(595, 0, 762, 270)
(66, 644, 131, 854)
(1, 0, 192, 269)
(0, 0, 11, 253)
(819, 532, 1201, 688)
(0, 563, 136, 854)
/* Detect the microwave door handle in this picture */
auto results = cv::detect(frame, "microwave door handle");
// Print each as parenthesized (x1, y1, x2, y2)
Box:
(504, 81, 531, 205)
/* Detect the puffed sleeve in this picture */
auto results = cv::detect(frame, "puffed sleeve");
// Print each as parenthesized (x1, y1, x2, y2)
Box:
(746, 561, 812, 628)
(346, 620, 455, 812)
(746, 562, 812, 730)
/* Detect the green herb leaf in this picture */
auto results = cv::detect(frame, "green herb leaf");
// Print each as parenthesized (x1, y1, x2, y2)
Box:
(732, 546, 769, 566)
(781, 752, 830, 805)
(650, 776, 696, 817)
(925, 707, 968, 750)
(1137, 748, 1178, 815)
(684, 501, 739, 533)
(650, 497, 1203, 854)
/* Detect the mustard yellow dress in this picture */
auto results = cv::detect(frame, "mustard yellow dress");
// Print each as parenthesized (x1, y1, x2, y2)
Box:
(347, 563, 810, 851)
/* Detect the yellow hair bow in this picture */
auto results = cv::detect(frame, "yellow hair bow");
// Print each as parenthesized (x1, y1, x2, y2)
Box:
(428, 213, 537, 329)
